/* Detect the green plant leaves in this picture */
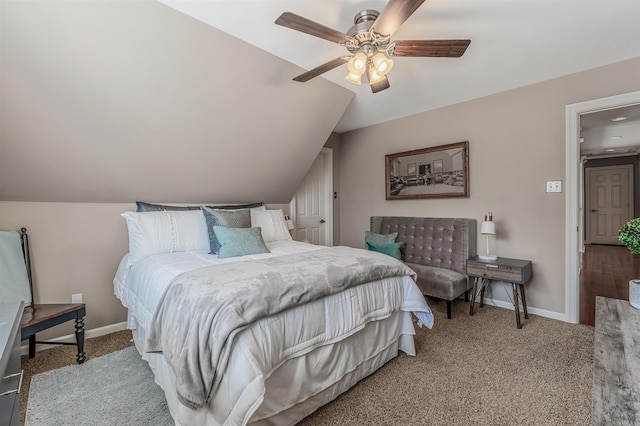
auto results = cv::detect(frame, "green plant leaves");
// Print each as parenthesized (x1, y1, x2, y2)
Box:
(619, 218, 640, 255)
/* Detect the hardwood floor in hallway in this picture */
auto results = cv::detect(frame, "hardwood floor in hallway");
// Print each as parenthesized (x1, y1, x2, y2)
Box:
(579, 244, 640, 326)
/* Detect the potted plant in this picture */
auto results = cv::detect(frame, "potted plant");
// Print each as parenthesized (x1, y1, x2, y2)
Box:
(619, 218, 640, 309)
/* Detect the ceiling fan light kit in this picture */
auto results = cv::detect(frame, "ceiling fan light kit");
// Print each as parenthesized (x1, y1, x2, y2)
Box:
(372, 53, 393, 76)
(345, 52, 367, 85)
(345, 71, 362, 85)
(275, 0, 470, 94)
(347, 52, 367, 74)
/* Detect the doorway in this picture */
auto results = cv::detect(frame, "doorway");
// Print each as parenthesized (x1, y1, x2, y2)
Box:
(566, 90, 640, 324)
(290, 147, 333, 246)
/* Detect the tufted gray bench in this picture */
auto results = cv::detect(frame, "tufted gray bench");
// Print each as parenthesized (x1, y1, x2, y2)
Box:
(370, 216, 477, 319)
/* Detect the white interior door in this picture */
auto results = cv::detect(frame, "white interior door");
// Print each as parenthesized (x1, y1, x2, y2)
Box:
(585, 165, 633, 245)
(290, 148, 333, 246)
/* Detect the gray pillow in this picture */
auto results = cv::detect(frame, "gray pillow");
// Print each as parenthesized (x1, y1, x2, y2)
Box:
(201, 206, 251, 254)
(136, 201, 263, 212)
(365, 231, 398, 246)
(213, 226, 270, 259)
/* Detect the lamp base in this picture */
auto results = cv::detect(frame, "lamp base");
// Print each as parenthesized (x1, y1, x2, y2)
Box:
(479, 254, 498, 261)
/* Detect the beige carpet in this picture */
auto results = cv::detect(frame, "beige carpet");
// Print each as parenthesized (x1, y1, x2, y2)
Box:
(22, 300, 594, 425)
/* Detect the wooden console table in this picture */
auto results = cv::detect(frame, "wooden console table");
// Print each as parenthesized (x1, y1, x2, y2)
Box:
(593, 296, 640, 425)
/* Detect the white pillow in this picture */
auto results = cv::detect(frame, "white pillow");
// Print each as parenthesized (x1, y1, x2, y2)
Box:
(121, 210, 209, 264)
(250, 209, 292, 243)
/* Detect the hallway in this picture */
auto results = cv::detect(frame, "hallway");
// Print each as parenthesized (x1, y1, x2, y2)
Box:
(579, 244, 640, 326)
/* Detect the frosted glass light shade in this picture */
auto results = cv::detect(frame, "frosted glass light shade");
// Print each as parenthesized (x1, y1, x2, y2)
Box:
(372, 53, 393, 76)
(345, 72, 362, 85)
(347, 52, 367, 75)
(368, 67, 385, 84)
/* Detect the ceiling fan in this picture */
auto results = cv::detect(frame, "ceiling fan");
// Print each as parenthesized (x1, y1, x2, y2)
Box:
(275, 0, 470, 93)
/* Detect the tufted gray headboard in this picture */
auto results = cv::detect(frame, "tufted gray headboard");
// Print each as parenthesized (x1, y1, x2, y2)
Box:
(370, 216, 477, 275)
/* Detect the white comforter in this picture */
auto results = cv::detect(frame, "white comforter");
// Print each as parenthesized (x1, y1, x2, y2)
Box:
(114, 240, 433, 425)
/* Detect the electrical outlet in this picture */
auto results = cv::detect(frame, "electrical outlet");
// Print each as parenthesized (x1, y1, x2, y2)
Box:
(72, 293, 83, 303)
(546, 180, 562, 193)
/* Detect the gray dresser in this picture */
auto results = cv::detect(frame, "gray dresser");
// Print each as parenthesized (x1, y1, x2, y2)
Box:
(592, 296, 640, 425)
(0, 301, 23, 426)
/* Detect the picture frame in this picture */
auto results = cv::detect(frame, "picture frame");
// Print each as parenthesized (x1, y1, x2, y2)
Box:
(385, 141, 469, 200)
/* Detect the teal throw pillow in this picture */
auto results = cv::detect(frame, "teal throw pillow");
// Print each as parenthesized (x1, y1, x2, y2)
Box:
(365, 231, 398, 246)
(212, 226, 270, 259)
(366, 242, 403, 260)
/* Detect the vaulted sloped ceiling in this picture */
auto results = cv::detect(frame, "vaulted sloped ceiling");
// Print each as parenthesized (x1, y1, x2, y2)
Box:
(0, 1, 353, 204)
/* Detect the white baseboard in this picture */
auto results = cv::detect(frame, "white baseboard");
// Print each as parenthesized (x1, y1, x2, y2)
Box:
(478, 297, 567, 322)
(21, 321, 128, 356)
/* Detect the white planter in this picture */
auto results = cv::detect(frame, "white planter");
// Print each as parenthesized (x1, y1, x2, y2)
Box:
(630, 280, 640, 309)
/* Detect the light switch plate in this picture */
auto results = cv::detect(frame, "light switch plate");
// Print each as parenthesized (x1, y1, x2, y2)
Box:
(546, 180, 562, 193)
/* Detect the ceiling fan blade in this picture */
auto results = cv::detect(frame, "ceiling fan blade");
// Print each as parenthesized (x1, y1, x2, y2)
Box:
(293, 57, 349, 82)
(388, 40, 471, 57)
(371, 0, 426, 37)
(275, 12, 351, 45)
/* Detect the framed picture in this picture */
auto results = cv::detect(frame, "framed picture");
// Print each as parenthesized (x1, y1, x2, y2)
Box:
(385, 141, 469, 200)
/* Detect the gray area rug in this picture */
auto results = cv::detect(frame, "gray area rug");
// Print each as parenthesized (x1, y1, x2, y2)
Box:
(25, 346, 172, 426)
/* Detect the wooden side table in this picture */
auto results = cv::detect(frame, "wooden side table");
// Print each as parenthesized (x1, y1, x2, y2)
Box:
(467, 255, 533, 328)
(21, 303, 86, 364)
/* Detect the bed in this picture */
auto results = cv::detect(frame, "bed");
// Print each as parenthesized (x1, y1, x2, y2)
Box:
(113, 206, 433, 425)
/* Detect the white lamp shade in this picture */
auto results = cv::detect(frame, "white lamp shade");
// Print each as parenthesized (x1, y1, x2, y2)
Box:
(480, 221, 496, 235)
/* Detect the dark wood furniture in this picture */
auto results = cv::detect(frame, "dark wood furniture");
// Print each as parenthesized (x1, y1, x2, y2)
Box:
(0, 301, 24, 426)
(15, 228, 87, 364)
(467, 255, 533, 328)
(592, 296, 640, 424)
(21, 303, 86, 364)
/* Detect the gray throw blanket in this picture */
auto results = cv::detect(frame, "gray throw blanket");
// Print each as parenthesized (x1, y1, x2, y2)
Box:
(144, 246, 417, 410)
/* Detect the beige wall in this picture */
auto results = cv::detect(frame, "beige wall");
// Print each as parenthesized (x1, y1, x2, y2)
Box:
(338, 57, 640, 317)
(0, 201, 289, 339)
(0, 202, 131, 339)
(0, 1, 353, 205)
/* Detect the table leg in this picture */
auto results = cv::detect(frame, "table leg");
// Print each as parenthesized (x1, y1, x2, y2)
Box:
(28, 334, 36, 358)
(469, 277, 478, 316)
(512, 283, 522, 329)
(519, 284, 529, 319)
(75, 316, 86, 364)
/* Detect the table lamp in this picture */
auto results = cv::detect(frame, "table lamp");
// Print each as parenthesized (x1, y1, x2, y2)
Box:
(479, 212, 497, 261)
(284, 215, 295, 231)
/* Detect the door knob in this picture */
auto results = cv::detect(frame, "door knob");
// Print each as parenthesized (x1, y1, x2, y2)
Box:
(591, 209, 598, 213)
(320, 219, 326, 224)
